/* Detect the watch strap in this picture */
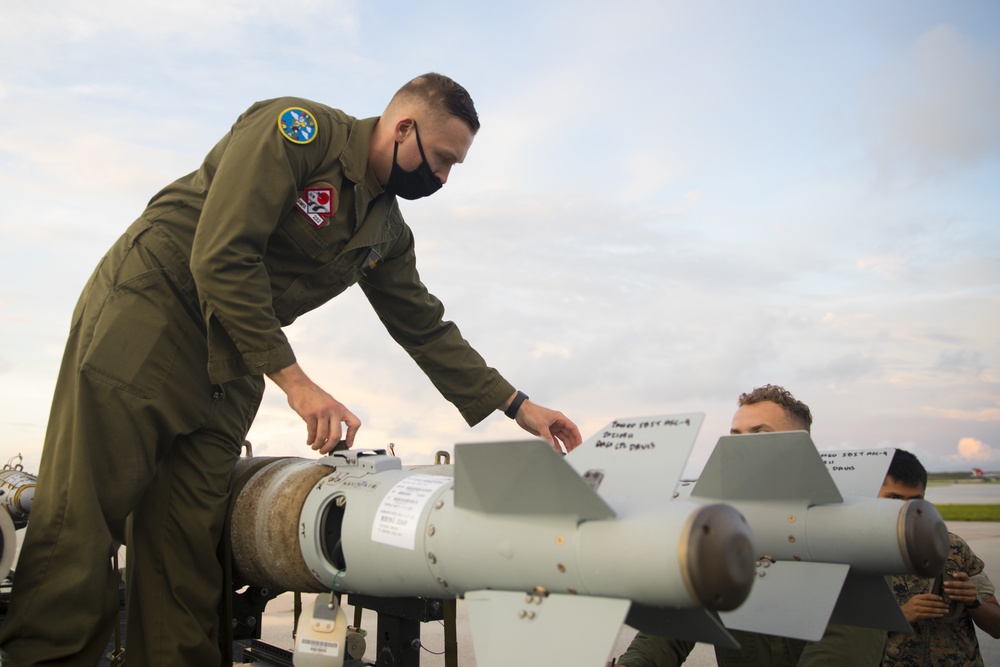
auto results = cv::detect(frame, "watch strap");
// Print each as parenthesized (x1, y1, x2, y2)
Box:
(504, 391, 529, 419)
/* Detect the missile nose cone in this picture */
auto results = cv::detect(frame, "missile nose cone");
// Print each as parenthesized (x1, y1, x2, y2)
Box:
(681, 503, 755, 611)
(900, 499, 949, 577)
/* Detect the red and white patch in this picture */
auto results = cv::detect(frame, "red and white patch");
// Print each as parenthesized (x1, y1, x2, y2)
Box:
(305, 187, 334, 215)
(295, 186, 337, 228)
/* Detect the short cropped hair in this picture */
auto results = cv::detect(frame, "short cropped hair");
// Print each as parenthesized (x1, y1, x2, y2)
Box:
(391, 72, 480, 134)
(738, 384, 813, 432)
(886, 448, 927, 489)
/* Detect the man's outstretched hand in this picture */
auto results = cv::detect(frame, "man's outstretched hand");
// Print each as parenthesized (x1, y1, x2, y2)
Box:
(514, 400, 582, 453)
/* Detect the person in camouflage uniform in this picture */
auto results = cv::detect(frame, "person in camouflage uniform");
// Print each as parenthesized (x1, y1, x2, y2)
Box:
(879, 449, 1000, 667)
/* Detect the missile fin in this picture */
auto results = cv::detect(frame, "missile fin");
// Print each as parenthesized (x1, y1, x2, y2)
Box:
(829, 573, 911, 633)
(822, 447, 896, 497)
(692, 432, 842, 504)
(465, 589, 630, 667)
(625, 603, 739, 648)
(718, 561, 849, 641)
(454, 440, 615, 519)
(565, 413, 705, 502)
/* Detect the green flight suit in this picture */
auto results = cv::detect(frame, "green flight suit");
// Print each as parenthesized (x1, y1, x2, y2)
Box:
(617, 622, 886, 667)
(0, 97, 513, 667)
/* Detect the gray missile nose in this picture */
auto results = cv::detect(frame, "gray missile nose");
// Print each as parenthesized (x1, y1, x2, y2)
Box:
(681, 503, 755, 611)
(900, 499, 949, 577)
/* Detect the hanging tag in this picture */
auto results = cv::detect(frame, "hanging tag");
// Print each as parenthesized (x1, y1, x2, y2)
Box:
(293, 593, 347, 667)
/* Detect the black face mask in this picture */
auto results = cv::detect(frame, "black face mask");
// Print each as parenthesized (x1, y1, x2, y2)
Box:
(385, 122, 442, 200)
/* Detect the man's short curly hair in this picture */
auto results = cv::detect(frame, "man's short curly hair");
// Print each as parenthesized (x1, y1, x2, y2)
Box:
(738, 384, 813, 432)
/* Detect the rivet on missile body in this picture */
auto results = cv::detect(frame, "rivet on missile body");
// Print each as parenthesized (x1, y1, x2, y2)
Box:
(427, 552, 437, 564)
(557, 563, 566, 573)
(555, 535, 565, 546)
(434, 499, 444, 510)
(427, 525, 436, 536)
(567, 587, 578, 594)
(335, 496, 347, 507)
(788, 515, 796, 522)
(437, 577, 449, 588)
(518, 610, 527, 619)
(788, 535, 797, 543)
(757, 571, 766, 578)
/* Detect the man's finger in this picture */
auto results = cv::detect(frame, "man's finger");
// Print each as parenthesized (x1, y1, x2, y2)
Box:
(344, 415, 361, 447)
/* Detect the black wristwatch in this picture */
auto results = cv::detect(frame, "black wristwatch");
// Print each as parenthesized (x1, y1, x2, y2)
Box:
(504, 391, 528, 419)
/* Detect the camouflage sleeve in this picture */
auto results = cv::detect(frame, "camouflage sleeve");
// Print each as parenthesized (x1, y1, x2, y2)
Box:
(973, 572, 995, 598)
(950, 533, 985, 577)
(616, 633, 694, 667)
(796, 623, 886, 667)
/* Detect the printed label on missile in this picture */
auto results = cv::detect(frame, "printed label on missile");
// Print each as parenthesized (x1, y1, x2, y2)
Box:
(371, 474, 451, 549)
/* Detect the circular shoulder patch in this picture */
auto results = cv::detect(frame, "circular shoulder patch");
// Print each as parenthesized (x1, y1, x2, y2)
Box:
(278, 107, 318, 144)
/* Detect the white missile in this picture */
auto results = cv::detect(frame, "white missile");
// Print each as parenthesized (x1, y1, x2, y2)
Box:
(229, 414, 757, 667)
(680, 431, 948, 641)
(0, 457, 37, 579)
(228, 417, 948, 666)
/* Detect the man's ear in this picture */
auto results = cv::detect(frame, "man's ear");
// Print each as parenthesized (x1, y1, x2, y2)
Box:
(394, 117, 415, 143)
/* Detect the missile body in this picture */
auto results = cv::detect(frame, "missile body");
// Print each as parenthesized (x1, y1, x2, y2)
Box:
(226, 416, 949, 665)
(0, 465, 36, 529)
(0, 460, 36, 579)
(682, 432, 949, 640)
(229, 415, 757, 667)
(230, 436, 753, 611)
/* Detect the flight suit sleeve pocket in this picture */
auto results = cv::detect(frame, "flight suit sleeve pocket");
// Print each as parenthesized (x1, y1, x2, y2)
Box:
(81, 269, 192, 399)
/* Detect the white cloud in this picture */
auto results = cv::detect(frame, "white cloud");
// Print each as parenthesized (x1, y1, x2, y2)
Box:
(956, 436, 993, 462)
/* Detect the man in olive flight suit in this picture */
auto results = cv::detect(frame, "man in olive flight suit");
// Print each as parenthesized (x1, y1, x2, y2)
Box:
(0, 73, 581, 666)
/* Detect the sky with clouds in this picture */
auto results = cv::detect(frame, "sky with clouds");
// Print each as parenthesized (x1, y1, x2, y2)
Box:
(1, 0, 998, 477)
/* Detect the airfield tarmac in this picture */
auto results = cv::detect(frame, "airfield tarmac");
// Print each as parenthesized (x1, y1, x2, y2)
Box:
(257, 495, 1000, 666)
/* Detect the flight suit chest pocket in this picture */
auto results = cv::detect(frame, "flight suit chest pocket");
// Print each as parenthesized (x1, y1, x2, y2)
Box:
(278, 181, 355, 260)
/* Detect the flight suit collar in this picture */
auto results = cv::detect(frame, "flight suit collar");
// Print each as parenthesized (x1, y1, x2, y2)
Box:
(339, 116, 379, 185)
(339, 116, 401, 253)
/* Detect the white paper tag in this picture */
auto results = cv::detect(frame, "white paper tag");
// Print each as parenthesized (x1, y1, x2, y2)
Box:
(371, 474, 451, 549)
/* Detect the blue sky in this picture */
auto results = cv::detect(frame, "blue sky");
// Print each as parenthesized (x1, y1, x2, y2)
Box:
(1, 0, 998, 475)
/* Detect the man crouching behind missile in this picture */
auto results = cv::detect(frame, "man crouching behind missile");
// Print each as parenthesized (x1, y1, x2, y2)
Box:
(615, 384, 887, 667)
(0, 73, 581, 667)
(879, 449, 1000, 666)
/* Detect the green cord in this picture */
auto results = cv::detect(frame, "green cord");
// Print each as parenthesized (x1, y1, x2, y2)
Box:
(331, 568, 345, 592)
